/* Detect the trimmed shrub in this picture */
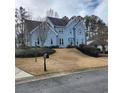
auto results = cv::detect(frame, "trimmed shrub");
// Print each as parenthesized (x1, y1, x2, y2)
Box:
(66, 45, 75, 48)
(105, 51, 108, 54)
(96, 48, 101, 52)
(79, 44, 85, 48)
(15, 47, 56, 58)
(30, 46, 41, 48)
(50, 45, 59, 48)
(77, 44, 100, 57)
(44, 45, 59, 49)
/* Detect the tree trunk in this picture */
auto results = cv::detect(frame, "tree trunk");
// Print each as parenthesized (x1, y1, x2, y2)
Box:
(102, 45, 106, 54)
(21, 21, 26, 48)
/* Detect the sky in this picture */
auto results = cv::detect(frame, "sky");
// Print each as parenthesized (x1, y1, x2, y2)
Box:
(15, 0, 108, 24)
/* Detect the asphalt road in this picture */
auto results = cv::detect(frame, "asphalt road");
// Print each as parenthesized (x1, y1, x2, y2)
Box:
(15, 68, 108, 93)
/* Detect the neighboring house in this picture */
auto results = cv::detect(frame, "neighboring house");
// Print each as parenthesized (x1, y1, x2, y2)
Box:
(86, 27, 108, 52)
(24, 16, 86, 48)
(87, 40, 108, 52)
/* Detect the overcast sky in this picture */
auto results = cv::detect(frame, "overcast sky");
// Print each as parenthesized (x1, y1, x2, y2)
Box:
(15, 0, 108, 24)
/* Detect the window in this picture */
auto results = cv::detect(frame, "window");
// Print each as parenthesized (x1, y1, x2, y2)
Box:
(59, 38, 61, 45)
(37, 38, 39, 45)
(77, 39, 78, 45)
(51, 39, 53, 45)
(59, 29, 63, 33)
(62, 38, 64, 45)
(59, 38, 64, 45)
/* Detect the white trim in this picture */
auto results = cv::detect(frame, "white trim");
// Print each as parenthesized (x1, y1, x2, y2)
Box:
(65, 17, 77, 28)
(46, 22, 58, 36)
(29, 22, 58, 36)
(30, 25, 39, 34)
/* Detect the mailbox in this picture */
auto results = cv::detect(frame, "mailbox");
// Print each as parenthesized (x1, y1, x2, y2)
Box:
(46, 53, 49, 58)
(43, 52, 49, 58)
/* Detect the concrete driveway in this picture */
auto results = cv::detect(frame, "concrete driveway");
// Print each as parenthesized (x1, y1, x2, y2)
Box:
(15, 67, 32, 79)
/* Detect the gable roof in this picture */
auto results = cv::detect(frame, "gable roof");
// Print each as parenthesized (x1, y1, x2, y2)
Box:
(24, 19, 42, 32)
(47, 17, 69, 26)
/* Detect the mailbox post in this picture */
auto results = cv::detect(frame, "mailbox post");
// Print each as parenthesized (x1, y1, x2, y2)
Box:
(35, 42, 37, 62)
(44, 55, 47, 71)
(43, 52, 49, 71)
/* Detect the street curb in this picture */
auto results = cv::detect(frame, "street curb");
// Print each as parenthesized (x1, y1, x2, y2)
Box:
(15, 66, 108, 85)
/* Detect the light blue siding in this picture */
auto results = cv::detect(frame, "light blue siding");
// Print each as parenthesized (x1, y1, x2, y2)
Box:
(43, 30, 57, 47)
(31, 30, 38, 46)
(30, 17, 86, 48)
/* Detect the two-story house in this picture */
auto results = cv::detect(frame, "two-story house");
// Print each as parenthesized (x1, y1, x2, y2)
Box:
(24, 16, 86, 48)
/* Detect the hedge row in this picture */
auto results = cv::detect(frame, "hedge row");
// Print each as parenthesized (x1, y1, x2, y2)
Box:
(66, 45, 75, 48)
(77, 44, 100, 57)
(15, 47, 56, 58)
(44, 45, 59, 49)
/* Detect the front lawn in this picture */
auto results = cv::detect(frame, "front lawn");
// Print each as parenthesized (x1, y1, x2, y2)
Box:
(16, 48, 107, 76)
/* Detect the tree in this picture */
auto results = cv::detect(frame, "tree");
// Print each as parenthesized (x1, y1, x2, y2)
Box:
(84, 15, 108, 53)
(84, 15, 99, 39)
(36, 16, 42, 21)
(15, 6, 31, 48)
(62, 16, 69, 21)
(84, 15, 91, 30)
(85, 15, 99, 31)
(90, 19, 108, 53)
(96, 21, 108, 53)
(37, 22, 50, 46)
(46, 9, 59, 18)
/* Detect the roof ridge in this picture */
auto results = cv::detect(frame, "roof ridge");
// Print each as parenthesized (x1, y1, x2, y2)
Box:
(47, 17, 69, 26)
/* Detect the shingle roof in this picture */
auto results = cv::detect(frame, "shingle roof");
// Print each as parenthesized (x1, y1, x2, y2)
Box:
(47, 17, 69, 26)
(24, 19, 42, 32)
